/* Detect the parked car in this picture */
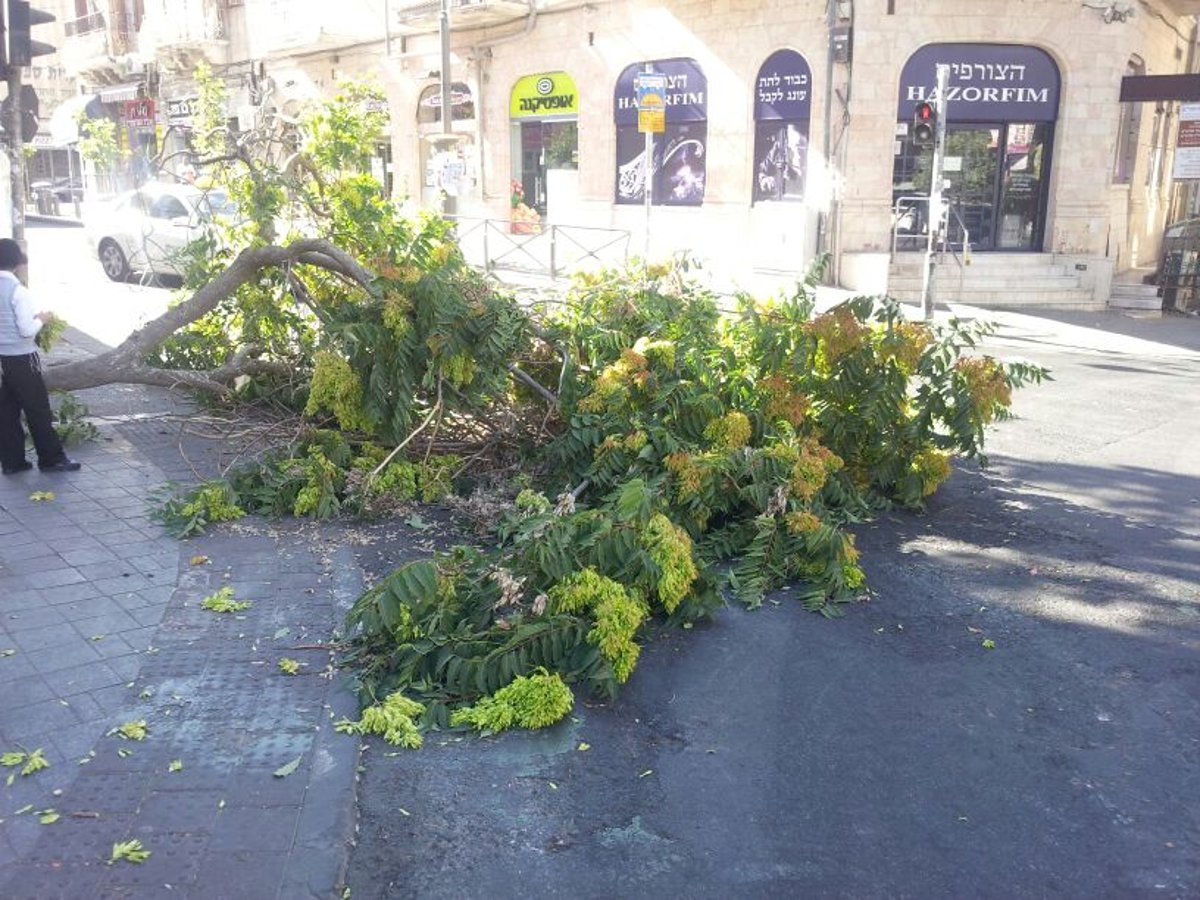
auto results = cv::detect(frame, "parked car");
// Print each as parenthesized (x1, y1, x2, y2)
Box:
(30, 176, 85, 203)
(87, 182, 238, 281)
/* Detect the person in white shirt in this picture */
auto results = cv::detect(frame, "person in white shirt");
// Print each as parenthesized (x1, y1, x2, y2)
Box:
(0, 238, 80, 474)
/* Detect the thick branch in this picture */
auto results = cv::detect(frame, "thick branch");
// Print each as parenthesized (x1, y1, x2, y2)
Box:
(44, 239, 374, 393)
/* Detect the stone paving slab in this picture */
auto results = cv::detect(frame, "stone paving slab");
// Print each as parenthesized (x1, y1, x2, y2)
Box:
(0, 378, 361, 898)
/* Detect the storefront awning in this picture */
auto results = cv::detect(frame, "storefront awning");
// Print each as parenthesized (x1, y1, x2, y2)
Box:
(49, 93, 99, 146)
(97, 82, 143, 104)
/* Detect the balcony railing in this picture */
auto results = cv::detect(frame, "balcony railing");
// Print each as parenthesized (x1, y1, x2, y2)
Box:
(64, 11, 105, 37)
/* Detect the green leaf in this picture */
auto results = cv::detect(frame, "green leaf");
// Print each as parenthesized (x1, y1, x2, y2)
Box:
(273, 756, 303, 778)
(109, 839, 151, 865)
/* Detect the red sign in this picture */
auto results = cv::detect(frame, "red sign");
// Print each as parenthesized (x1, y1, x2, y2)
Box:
(123, 98, 156, 127)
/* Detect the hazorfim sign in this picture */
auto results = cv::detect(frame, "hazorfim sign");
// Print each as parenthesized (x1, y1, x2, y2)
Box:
(898, 43, 1060, 122)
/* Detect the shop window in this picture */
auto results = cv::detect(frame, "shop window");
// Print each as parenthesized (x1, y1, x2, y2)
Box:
(753, 50, 812, 203)
(1114, 58, 1144, 184)
(613, 58, 707, 206)
(417, 83, 475, 125)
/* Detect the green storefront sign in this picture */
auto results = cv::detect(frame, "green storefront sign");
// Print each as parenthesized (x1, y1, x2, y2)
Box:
(510, 72, 578, 118)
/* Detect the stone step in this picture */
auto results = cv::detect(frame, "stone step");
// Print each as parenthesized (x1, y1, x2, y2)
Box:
(1109, 284, 1163, 310)
(886, 285, 1097, 308)
(889, 274, 1082, 292)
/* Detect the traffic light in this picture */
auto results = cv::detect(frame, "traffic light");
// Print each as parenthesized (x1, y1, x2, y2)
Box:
(0, 83, 39, 141)
(7, 1, 56, 69)
(912, 100, 936, 147)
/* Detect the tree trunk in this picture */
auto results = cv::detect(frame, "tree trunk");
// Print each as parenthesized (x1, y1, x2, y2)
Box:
(43, 239, 376, 395)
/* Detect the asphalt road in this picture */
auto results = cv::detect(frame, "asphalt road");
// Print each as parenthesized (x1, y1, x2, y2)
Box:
(347, 306, 1200, 899)
(24, 220, 175, 350)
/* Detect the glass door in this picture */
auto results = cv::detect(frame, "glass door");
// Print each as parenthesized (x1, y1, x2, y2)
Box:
(943, 126, 1000, 250)
(996, 123, 1049, 250)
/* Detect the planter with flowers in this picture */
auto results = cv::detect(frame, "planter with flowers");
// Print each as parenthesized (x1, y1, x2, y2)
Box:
(509, 179, 542, 234)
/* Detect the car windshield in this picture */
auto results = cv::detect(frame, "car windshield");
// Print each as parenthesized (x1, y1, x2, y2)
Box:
(191, 190, 238, 221)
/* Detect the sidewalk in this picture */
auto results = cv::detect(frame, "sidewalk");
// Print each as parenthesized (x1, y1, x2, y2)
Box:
(0, 333, 360, 897)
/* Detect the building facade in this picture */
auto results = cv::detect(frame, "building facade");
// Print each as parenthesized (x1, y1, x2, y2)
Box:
(45, 0, 1200, 307)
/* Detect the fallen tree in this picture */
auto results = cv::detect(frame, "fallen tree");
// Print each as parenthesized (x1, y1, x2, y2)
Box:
(51, 76, 1048, 737)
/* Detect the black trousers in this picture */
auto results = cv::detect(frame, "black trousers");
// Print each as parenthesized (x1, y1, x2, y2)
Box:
(0, 353, 66, 469)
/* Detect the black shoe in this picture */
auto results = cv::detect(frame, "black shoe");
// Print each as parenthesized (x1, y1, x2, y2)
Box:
(2, 461, 33, 475)
(39, 459, 81, 473)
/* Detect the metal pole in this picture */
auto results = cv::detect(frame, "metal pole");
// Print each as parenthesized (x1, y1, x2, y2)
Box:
(439, 0, 452, 128)
(920, 64, 949, 322)
(7, 66, 26, 248)
(642, 64, 652, 262)
(383, 0, 392, 56)
(438, 0, 455, 215)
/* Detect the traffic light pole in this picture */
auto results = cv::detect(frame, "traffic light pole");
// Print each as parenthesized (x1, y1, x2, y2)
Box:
(6, 63, 25, 246)
(920, 64, 950, 322)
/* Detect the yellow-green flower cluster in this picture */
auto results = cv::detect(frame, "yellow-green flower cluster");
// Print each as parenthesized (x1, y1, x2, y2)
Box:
(578, 347, 651, 413)
(515, 488, 551, 514)
(780, 437, 844, 502)
(808, 305, 870, 368)
(634, 337, 677, 372)
(878, 321, 932, 373)
(704, 411, 752, 450)
(293, 446, 342, 517)
(181, 483, 245, 525)
(305, 350, 373, 433)
(760, 374, 810, 427)
(955, 356, 1013, 424)
(439, 351, 477, 389)
(449, 669, 575, 733)
(548, 568, 647, 682)
(340, 692, 425, 748)
(381, 292, 413, 338)
(785, 510, 822, 535)
(665, 451, 704, 500)
(641, 513, 698, 613)
(911, 447, 952, 496)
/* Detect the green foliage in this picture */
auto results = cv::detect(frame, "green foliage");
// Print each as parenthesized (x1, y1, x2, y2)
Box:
(76, 115, 119, 169)
(336, 691, 425, 748)
(35, 313, 67, 352)
(2, 748, 49, 784)
(151, 431, 461, 528)
(449, 669, 574, 734)
(200, 586, 251, 613)
(305, 351, 373, 433)
(51, 393, 99, 447)
(303, 81, 390, 174)
(151, 480, 245, 538)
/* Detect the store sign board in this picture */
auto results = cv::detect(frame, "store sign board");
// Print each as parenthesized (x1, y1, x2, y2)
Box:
(754, 49, 812, 122)
(614, 58, 706, 125)
(898, 44, 1060, 122)
(167, 97, 196, 126)
(123, 98, 157, 127)
(510, 72, 578, 118)
(1173, 103, 1200, 180)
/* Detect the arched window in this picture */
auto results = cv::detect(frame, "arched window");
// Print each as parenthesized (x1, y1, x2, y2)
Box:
(753, 49, 812, 203)
(613, 58, 707, 206)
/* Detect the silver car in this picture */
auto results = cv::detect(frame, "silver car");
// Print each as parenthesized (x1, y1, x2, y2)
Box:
(88, 183, 237, 282)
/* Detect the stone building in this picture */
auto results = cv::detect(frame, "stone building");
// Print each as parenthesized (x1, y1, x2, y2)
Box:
(47, 0, 1200, 308)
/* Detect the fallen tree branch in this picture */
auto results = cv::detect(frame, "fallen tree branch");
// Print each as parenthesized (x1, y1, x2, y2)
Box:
(43, 239, 377, 394)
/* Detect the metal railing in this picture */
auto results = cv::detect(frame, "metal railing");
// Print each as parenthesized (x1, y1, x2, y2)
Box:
(891, 195, 972, 262)
(891, 195, 971, 301)
(445, 217, 631, 280)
